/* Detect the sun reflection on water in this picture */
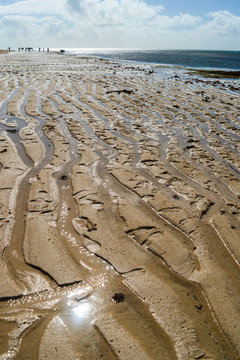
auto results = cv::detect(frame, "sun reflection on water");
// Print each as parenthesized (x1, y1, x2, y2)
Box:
(73, 302, 91, 318)
(66, 273, 111, 324)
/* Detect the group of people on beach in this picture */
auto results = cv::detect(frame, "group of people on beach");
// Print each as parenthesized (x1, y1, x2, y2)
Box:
(8, 47, 50, 52)
(38, 48, 50, 52)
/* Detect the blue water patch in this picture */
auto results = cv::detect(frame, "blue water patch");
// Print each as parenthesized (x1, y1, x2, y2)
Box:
(64, 49, 240, 71)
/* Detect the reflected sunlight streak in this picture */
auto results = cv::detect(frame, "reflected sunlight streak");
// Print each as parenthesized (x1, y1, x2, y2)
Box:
(72, 302, 91, 318)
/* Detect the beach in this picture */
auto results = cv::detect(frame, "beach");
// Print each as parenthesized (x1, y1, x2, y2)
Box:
(0, 50, 239, 359)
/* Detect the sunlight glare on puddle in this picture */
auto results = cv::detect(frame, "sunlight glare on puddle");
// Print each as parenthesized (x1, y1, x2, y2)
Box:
(73, 302, 91, 319)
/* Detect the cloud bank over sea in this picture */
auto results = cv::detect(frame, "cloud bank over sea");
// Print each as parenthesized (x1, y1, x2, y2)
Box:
(0, 0, 239, 49)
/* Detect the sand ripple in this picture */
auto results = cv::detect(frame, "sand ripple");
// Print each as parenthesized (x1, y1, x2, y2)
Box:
(0, 51, 239, 359)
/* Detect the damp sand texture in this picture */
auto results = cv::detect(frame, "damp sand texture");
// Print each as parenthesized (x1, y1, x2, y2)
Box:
(0, 51, 239, 360)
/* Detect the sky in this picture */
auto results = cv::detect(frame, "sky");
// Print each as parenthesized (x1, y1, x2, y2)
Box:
(0, 0, 239, 50)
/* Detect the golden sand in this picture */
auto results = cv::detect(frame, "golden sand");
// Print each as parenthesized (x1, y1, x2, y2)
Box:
(0, 51, 239, 359)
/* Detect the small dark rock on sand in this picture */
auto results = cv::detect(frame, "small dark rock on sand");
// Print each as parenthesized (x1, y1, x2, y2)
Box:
(112, 293, 125, 303)
(60, 175, 68, 180)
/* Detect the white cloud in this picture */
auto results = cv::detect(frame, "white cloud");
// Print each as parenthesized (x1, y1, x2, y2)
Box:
(0, 0, 239, 49)
(0, 0, 65, 16)
(66, 0, 165, 26)
(202, 10, 240, 36)
(0, 15, 69, 46)
(152, 13, 202, 30)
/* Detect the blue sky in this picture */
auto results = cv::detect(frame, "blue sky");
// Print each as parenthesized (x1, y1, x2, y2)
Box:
(149, 0, 239, 16)
(0, 0, 239, 50)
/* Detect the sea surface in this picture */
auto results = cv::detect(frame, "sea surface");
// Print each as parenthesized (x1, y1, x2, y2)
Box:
(55, 48, 240, 71)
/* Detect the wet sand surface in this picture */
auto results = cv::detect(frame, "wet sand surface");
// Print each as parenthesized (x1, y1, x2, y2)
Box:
(0, 51, 239, 360)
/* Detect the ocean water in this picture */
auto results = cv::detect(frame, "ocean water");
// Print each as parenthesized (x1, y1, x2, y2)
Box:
(58, 48, 240, 71)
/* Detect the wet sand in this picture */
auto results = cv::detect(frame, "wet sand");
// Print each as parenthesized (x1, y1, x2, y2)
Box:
(0, 51, 239, 360)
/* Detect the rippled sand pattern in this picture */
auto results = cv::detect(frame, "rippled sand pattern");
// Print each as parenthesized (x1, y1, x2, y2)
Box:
(0, 52, 239, 360)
